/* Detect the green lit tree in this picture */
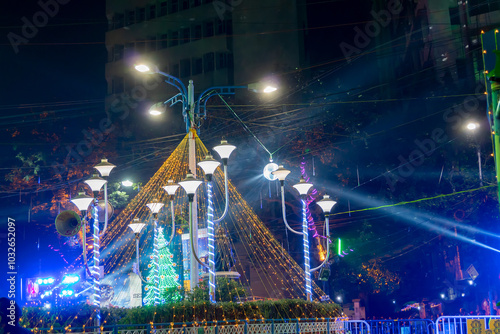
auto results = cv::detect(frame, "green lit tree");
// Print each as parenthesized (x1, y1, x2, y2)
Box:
(143, 227, 182, 305)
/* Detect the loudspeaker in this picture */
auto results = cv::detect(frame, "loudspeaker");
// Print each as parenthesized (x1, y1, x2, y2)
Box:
(55, 210, 82, 237)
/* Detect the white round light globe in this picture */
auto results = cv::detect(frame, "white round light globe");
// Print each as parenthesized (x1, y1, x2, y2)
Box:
(263, 162, 279, 181)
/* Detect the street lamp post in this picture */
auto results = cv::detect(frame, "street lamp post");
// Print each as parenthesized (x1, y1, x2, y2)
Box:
(70, 191, 95, 277)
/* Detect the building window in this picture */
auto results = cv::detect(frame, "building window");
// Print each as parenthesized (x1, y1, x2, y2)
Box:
(113, 44, 124, 61)
(216, 53, 228, 69)
(147, 36, 157, 52)
(192, 58, 203, 75)
(170, 31, 179, 47)
(136, 7, 146, 23)
(193, 24, 202, 41)
(180, 58, 191, 77)
(160, 1, 168, 15)
(160, 33, 168, 49)
(171, 63, 180, 77)
(149, 5, 156, 19)
(170, 0, 179, 13)
(136, 40, 146, 53)
(204, 21, 214, 37)
(216, 19, 225, 35)
(126, 10, 135, 26)
(181, 0, 190, 10)
(112, 77, 124, 94)
(114, 13, 124, 29)
(181, 28, 190, 44)
(203, 53, 214, 72)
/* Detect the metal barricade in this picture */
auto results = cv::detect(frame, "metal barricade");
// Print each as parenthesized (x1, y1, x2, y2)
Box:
(367, 319, 433, 334)
(435, 316, 500, 334)
(345, 320, 371, 334)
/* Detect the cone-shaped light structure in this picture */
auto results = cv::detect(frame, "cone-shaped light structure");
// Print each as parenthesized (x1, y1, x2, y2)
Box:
(317, 195, 337, 213)
(213, 139, 236, 163)
(272, 165, 291, 182)
(94, 158, 116, 177)
(179, 172, 203, 200)
(84, 174, 107, 192)
(198, 154, 220, 178)
(128, 218, 146, 235)
(71, 192, 94, 211)
(146, 200, 164, 214)
(163, 180, 180, 196)
(293, 176, 313, 196)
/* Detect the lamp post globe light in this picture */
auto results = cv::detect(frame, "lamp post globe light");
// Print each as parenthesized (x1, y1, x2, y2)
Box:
(272, 168, 336, 302)
(466, 121, 483, 186)
(128, 218, 147, 279)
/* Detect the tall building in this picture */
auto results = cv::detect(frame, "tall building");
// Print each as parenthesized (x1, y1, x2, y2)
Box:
(104, 0, 307, 120)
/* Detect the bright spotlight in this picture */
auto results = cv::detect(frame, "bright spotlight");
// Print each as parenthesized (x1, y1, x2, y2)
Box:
(43, 303, 51, 310)
(336, 296, 342, 302)
(61, 274, 80, 284)
(135, 64, 150, 72)
(149, 109, 162, 116)
(122, 180, 133, 187)
(462, 293, 465, 297)
(37, 279, 43, 284)
(440, 293, 445, 299)
(392, 300, 396, 304)
(468, 280, 474, 285)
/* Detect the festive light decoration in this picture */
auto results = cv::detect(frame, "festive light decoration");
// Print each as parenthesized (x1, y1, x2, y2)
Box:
(143, 227, 182, 305)
(92, 132, 339, 321)
(92, 200, 100, 326)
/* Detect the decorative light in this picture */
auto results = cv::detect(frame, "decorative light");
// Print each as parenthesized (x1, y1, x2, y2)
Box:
(293, 176, 313, 196)
(317, 195, 337, 214)
(94, 158, 116, 177)
(84, 174, 107, 192)
(163, 180, 180, 197)
(263, 86, 278, 93)
(71, 192, 94, 212)
(61, 275, 80, 285)
(146, 201, 164, 214)
(198, 154, 220, 180)
(179, 172, 203, 200)
(129, 218, 146, 235)
(213, 139, 236, 164)
(135, 64, 150, 72)
(272, 165, 291, 182)
(263, 162, 278, 181)
(122, 180, 133, 187)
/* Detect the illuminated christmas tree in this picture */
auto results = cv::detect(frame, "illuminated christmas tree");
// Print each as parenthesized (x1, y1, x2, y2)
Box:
(143, 227, 182, 305)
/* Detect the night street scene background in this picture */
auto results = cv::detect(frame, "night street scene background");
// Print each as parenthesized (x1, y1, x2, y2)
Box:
(1, 0, 500, 323)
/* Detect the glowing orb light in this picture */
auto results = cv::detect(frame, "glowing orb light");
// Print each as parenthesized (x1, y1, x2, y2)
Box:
(263, 162, 279, 181)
